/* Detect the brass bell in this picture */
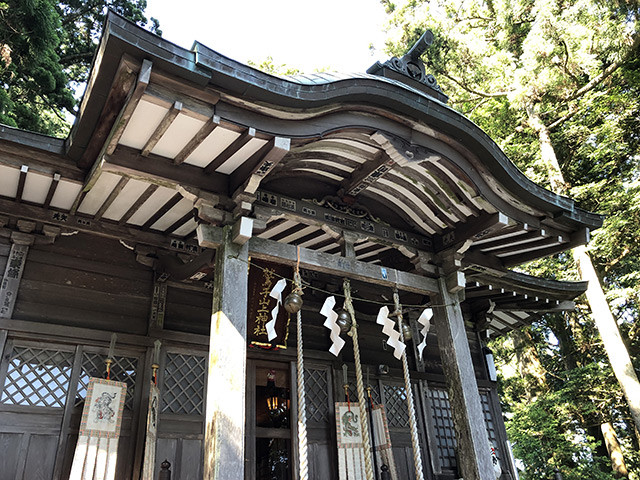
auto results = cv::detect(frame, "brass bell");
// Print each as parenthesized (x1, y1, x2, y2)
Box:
(401, 322, 412, 341)
(336, 309, 352, 334)
(284, 291, 303, 314)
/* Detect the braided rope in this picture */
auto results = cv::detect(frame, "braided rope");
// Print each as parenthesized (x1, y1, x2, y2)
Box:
(344, 279, 375, 480)
(294, 270, 309, 480)
(394, 290, 425, 480)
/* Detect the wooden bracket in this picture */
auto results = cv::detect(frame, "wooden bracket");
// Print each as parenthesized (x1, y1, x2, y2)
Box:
(231, 217, 253, 245)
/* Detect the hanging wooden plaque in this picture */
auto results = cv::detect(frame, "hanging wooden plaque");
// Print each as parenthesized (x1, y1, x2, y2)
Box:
(141, 382, 160, 480)
(247, 258, 292, 349)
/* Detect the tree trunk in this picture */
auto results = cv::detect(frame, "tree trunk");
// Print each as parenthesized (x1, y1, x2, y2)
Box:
(601, 422, 629, 477)
(574, 245, 640, 434)
(529, 109, 640, 436)
(512, 329, 547, 401)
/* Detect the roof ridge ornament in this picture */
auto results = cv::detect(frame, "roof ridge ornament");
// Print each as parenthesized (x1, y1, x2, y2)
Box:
(367, 30, 448, 103)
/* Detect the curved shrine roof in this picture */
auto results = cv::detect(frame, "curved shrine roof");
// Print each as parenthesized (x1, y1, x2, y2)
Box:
(0, 12, 599, 336)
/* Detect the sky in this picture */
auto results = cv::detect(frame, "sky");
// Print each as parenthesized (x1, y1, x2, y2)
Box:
(144, 0, 391, 74)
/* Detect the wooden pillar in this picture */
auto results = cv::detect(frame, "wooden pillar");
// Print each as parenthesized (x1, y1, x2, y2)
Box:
(433, 274, 494, 480)
(203, 225, 249, 480)
(0, 232, 34, 319)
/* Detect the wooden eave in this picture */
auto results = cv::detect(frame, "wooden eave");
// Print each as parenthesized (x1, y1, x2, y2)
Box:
(0, 12, 597, 335)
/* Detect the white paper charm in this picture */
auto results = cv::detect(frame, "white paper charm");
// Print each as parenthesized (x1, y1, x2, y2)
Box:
(376, 306, 406, 360)
(321, 296, 345, 356)
(416, 308, 433, 361)
(266, 278, 287, 341)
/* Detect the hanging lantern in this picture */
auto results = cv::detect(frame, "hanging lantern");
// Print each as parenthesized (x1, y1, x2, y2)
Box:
(336, 309, 352, 333)
(284, 291, 303, 314)
(401, 322, 412, 341)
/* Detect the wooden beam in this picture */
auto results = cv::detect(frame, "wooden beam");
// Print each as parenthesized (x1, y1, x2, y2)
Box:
(204, 127, 256, 174)
(141, 192, 183, 230)
(341, 150, 397, 197)
(503, 229, 590, 267)
(498, 311, 529, 327)
(15, 165, 28, 203)
(252, 190, 434, 254)
(492, 235, 565, 258)
(204, 226, 249, 479)
(174, 114, 220, 165)
(0, 139, 83, 182)
(230, 136, 290, 197)
(77, 55, 140, 169)
(148, 69, 221, 110)
(432, 276, 495, 480)
(434, 212, 511, 252)
(70, 181, 91, 215)
(197, 224, 439, 294)
(43, 173, 60, 209)
(74, 60, 152, 214)
(471, 224, 530, 246)
(472, 229, 543, 252)
(165, 210, 195, 235)
(141, 101, 182, 156)
(105, 59, 152, 156)
(0, 197, 198, 252)
(119, 184, 158, 225)
(104, 145, 227, 194)
(492, 301, 575, 312)
(94, 176, 129, 220)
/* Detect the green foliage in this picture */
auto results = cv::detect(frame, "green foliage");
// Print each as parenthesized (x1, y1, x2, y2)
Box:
(383, 0, 640, 477)
(57, 0, 161, 85)
(0, 0, 74, 134)
(0, 0, 160, 136)
(247, 56, 301, 76)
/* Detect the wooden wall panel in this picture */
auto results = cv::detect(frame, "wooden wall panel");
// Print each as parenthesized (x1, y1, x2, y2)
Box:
(0, 433, 21, 480)
(10, 233, 153, 336)
(23, 434, 58, 480)
(155, 437, 178, 474)
(164, 287, 211, 335)
(180, 438, 204, 480)
(308, 442, 337, 479)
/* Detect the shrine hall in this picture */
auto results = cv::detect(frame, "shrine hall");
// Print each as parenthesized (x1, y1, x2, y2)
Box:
(0, 12, 601, 480)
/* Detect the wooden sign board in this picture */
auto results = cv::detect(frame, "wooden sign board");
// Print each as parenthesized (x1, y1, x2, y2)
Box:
(247, 258, 292, 349)
(141, 382, 160, 480)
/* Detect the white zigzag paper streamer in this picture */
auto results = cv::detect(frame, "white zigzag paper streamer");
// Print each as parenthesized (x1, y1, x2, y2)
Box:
(266, 278, 287, 341)
(321, 296, 345, 356)
(376, 306, 406, 360)
(416, 308, 433, 361)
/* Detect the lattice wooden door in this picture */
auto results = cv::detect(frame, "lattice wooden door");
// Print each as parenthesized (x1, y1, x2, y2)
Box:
(0, 336, 144, 480)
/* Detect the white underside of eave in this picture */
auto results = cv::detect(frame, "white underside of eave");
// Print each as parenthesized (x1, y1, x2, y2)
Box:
(101, 178, 150, 221)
